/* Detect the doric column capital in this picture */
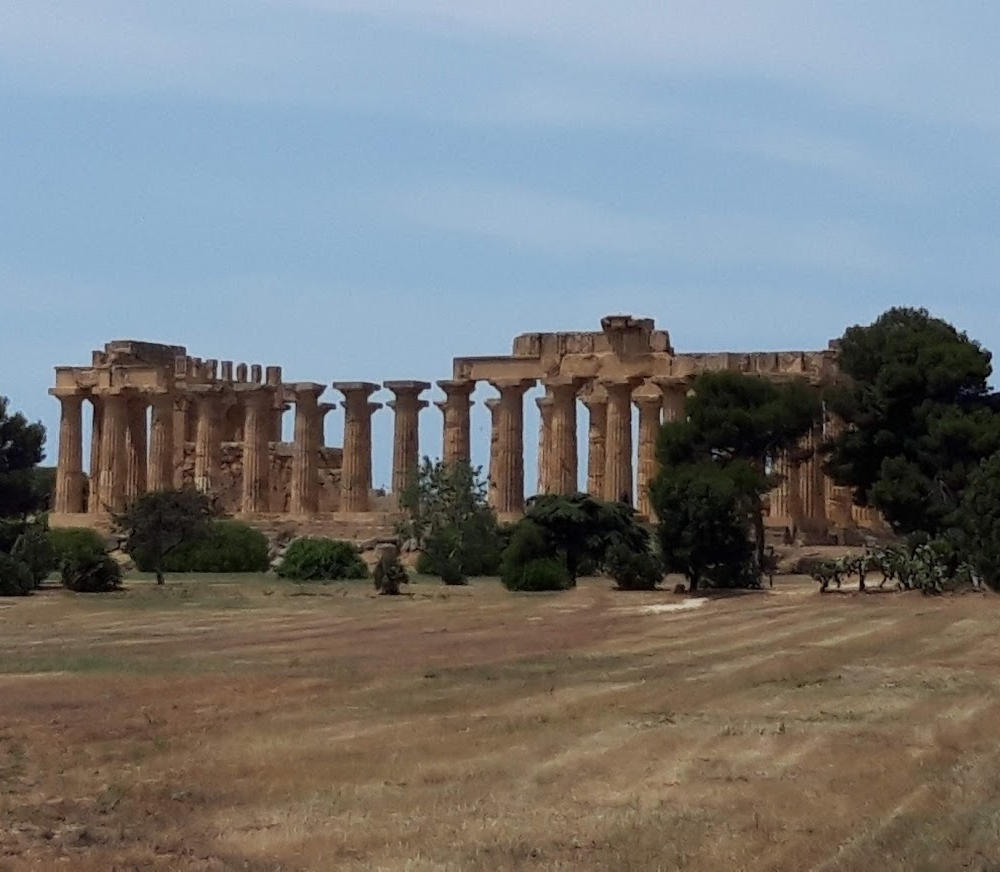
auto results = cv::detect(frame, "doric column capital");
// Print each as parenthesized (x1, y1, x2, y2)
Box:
(284, 381, 326, 403)
(599, 375, 645, 397)
(332, 381, 380, 412)
(489, 378, 534, 398)
(436, 379, 475, 401)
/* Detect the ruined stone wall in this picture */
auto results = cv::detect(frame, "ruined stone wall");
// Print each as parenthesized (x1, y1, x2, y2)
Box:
(179, 443, 345, 514)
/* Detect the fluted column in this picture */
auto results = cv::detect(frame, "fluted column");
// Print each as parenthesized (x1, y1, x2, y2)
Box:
(88, 396, 103, 514)
(286, 383, 324, 514)
(536, 396, 554, 495)
(824, 414, 854, 526)
(581, 387, 607, 498)
(124, 396, 148, 502)
(147, 392, 175, 493)
(602, 377, 642, 505)
(333, 382, 380, 513)
(97, 392, 128, 513)
(655, 377, 688, 424)
(316, 402, 335, 448)
(436, 380, 475, 466)
(239, 386, 274, 513)
(634, 392, 661, 518)
(191, 388, 223, 493)
(172, 396, 190, 489)
(768, 451, 795, 525)
(544, 377, 584, 495)
(799, 423, 827, 528)
(485, 398, 501, 509)
(385, 381, 430, 503)
(50, 389, 85, 514)
(488, 379, 532, 516)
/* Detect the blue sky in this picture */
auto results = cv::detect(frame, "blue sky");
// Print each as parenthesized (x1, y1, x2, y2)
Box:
(3, 2, 999, 488)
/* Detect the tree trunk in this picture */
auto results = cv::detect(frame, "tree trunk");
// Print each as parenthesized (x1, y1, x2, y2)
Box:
(155, 568, 164, 585)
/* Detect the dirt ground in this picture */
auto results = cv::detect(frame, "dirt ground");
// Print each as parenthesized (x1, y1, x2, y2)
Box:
(2, 573, 1000, 871)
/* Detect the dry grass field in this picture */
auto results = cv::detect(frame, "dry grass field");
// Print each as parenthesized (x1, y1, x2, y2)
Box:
(2, 573, 1000, 871)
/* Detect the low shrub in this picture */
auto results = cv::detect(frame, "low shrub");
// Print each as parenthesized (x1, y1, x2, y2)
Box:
(421, 526, 468, 585)
(499, 521, 549, 590)
(605, 542, 662, 591)
(61, 551, 122, 593)
(277, 537, 368, 581)
(505, 557, 572, 592)
(49, 527, 107, 565)
(142, 521, 270, 573)
(0, 552, 34, 596)
(11, 527, 57, 587)
(0, 518, 28, 553)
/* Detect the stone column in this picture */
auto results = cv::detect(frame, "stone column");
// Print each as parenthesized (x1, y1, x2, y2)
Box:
(316, 402, 335, 448)
(601, 377, 643, 505)
(239, 386, 274, 513)
(485, 397, 501, 509)
(333, 382, 381, 513)
(191, 388, 223, 493)
(535, 395, 554, 495)
(287, 383, 324, 515)
(97, 391, 128, 513)
(544, 377, 584, 495)
(488, 379, 533, 516)
(436, 380, 475, 466)
(147, 392, 174, 493)
(824, 414, 854, 526)
(50, 389, 85, 514)
(385, 381, 430, 504)
(581, 386, 608, 498)
(124, 395, 148, 502)
(634, 392, 662, 518)
(799, 423, 827, 528)
(171, 395, 190, 489)
(88, 396, 103, 514)
(655, 377, 688, 424)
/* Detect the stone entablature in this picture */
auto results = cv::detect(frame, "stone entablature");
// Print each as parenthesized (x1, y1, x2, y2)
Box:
(50, 318, 880, 543)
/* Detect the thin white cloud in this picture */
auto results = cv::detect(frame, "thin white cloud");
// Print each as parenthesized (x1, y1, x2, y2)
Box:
(378, 181, 898, 273)
(2, 0, 998, 133)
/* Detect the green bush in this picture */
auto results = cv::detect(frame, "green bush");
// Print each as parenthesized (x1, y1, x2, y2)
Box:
(0, 552, 34, 596)
(500, 521, 549, 589)
(61, 551, 122, 593)
(277, 537, 368, 581)
(0, 518, 28, 553)
(505, 557, 572, 592)
(605, 542, 662, 591)
(11, 527, 57, 587)
(139, 521, 270, 573)
(49, 527, 107, 566)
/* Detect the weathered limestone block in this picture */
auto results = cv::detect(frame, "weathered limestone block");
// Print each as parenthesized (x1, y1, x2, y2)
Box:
(436, 380, 474, 466)
(581, 386, 608, 499)
(288, 383, 325, 515)
(634, 390, 661, 518)
(50, 389, 85, 514)
(544, 376, 585, 495)
(147, 392, 174, 492)
(488, 379, 533, 516)
(385, 380, 430, 504)
(97, 392, 128, 513)
(601, 377, 643, 505)
(333, 382, 381, 513)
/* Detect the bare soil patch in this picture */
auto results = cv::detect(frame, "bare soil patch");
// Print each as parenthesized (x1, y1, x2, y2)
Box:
(2, 574, 999, 870)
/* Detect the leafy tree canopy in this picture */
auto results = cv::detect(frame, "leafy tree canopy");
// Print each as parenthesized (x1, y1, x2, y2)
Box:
(114, 488, 215, 584)
(653, 371, 820, 577)
(522, 492, 649, 581)
(0, 396, 47, 518)
(651, 462, 756, 591)
(399, 459, 503, 582)
(825, 307, 1000, 535)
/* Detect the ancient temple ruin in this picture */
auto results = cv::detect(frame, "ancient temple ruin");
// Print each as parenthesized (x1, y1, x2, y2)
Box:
(49, 317, 881, 542)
